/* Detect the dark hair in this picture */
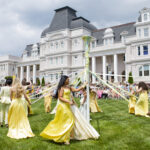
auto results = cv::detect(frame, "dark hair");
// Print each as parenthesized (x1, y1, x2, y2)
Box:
(22, 79, 26, 86)
(138, 82, 148, 91)
(6, 78, 12, 86)
(54, 75, 69, 99)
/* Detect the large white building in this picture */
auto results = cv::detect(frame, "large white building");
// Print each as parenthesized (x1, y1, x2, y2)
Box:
(0, 6, 150, 84)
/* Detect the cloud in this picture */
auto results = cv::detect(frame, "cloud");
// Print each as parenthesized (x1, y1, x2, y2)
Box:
(0, 0, 150, 56)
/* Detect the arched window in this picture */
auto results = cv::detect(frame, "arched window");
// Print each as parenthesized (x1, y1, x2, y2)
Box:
(139, 66, 143, 76)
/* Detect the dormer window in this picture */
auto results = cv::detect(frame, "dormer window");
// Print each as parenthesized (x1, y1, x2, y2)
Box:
(144, 13, 148, 21)
(61, 41, 64, 48)
(103, 28, 114, 45)
(56, 42, 58, 49)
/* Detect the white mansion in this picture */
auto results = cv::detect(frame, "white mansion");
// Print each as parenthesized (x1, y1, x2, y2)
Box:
(0, 6, 150, 84)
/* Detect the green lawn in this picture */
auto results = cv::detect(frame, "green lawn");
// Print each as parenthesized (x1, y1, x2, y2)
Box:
(0, 99, 150, 150)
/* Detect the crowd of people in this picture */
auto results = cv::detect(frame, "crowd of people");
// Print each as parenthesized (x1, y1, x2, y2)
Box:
(0, 75, 149, 144)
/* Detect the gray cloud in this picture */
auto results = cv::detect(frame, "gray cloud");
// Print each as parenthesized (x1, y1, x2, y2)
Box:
(0, 0, 150, 56)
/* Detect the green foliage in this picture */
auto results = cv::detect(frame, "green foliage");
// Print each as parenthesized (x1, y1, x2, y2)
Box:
(36, 77, 40, 86)
(5, 76, 12, 80)
(0, 99, 150, 150)
(41, 77, 45, 86)
(128, 72, 134, 84)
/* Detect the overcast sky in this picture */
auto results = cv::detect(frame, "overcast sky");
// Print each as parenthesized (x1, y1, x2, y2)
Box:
(0, 0, 150, 56)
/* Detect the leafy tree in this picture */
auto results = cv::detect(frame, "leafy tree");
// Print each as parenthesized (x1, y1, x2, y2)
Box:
(36, 77, 40, 86)
(41, 77, 45, 86)
(128, 72, 134, 84)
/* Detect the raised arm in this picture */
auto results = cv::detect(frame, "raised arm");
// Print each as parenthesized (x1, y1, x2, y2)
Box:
(58, 88, 73, 105)
(136, 87, 142, 93)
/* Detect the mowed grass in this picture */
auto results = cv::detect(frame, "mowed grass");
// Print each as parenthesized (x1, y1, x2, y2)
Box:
(0, 98, 150, 150)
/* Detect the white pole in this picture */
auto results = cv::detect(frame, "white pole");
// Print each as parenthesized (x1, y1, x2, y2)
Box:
(82, 36, 91, 123)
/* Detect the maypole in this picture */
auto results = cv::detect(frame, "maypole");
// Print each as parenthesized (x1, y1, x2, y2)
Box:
(82, 36, 91, 123)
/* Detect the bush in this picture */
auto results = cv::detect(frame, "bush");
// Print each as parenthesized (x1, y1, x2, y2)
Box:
(36, 77, 40, 86)
(5, 76, 13, 80)
(41, 77, 45, 86)
(128, 72, 134, 84)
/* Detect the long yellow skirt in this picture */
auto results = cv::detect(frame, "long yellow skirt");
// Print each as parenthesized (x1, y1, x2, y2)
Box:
(44, 95, 52, 113)
(135, 92, 149, 116)
(7, 98, 35, 139)
(128, 96, 136, 114)
(90, 99, 102, 113)
(40, 102, 74, 143)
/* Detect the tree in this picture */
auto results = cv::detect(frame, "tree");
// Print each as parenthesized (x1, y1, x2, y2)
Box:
(41, 77, 45, 86)
(128, 72, 134, 84)
(36, 77, 40, 86)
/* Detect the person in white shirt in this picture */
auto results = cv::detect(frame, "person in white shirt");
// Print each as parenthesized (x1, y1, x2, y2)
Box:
(0, 78, 12, 127)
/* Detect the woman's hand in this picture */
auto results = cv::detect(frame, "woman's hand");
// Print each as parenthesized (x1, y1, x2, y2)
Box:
(69, 101, 74, 105)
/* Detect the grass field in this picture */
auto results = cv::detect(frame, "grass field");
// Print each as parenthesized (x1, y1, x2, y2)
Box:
(0, 98, 150, 150)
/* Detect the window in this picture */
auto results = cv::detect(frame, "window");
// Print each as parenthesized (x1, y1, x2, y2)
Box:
(143, 45, 148, 55)
(144, 65, 149, 76)
(56, 42, 58, 49)
(92, 41, 95, 48)
(138, 46, 141, 56)
(61, 41, 64, 48)
(50, 43, 53, 49)
(105, 39, 108, 45)
(144, 28, 149, 37)
(74, 39, 78, 46)
(56, 57, 58, 64)
(138, 29, 141, 38)
(50, 58, 53, 64)
(50, 74, 53, 80)
(61, 56, 63, 64)
(56, 73, 58, 80)
(139, 66, 143, 76)
(144, 13, 148, 21)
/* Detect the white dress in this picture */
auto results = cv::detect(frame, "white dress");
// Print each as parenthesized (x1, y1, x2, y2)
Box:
(71, 105, 100, 140)
(79, 95, 88, 120)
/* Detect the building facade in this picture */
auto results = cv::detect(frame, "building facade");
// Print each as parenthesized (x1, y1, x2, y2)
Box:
(0, 6, 150, 84)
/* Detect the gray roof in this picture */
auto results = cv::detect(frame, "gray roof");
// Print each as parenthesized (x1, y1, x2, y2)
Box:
(70, 17, 97, 31)
(41, 6, 97, 37)
(92, 22, 136, 45)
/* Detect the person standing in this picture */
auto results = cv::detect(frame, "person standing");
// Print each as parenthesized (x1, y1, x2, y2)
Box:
(135, 82, 149, 117)
(0, 78, 12, 127)
(7, 78, 34, 139)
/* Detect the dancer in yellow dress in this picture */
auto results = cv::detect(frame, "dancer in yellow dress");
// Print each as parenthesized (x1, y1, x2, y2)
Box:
(90, 88, 102, 113)
(7, 78, 35, 139)
(40, 75, 84, 144)
(43, 85, 52, 113)
(128, 86, 136, 114)
(135, 82, 149, 117)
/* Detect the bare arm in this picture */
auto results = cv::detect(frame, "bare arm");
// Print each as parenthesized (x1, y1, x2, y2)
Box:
(136, 87, 142, 93)
(71, 86, 84, 92)
(58, 88, 73, 105)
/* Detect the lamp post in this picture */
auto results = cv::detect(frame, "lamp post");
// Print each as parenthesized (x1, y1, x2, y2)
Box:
(82, 36, 91, 123)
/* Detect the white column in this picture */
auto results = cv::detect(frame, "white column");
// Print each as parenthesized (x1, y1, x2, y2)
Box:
(103, 55, 106, 80)
(33, 64, 36, 84)
(16, 67, 18, 77)
(26, 65, 30, 82)
(92, 56, 96, 83)
(20, 66, 24, 82)
(114, 54, 118, 82)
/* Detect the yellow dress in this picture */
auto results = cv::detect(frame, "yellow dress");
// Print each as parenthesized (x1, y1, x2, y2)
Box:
(26, 90, 33, 115)
(40, 88, 74, 143)
(7, 97, 35, 139)
(135, 91, 149, 116)
(44, 94, 52, 113)
(128, 95, 136, 114)
(90, 91, 102, 113)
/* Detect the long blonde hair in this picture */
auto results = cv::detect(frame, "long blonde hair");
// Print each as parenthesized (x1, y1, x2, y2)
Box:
(12, 78, 24, 98)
